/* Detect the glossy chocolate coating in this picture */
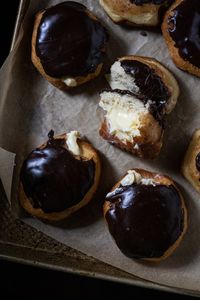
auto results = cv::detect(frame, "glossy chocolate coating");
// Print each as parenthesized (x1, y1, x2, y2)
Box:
(36, 1, 108, 78)
(196, 153, 200, 172)
(168, 0, 200, 68)
(105, 183, 184, 259)
(130, 0, 168, 5)
(20, 131, 95, 213)
(120, 60, 170, 122)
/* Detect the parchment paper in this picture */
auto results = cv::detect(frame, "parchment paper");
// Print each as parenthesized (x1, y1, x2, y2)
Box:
(1, 0, 200, 292)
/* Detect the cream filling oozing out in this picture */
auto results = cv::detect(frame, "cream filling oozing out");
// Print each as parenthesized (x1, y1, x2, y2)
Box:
(66, 131, 81, 156)
(99, 91, 149, 142)
(106, 170, 157, 198)
(121, 170, 157, 186)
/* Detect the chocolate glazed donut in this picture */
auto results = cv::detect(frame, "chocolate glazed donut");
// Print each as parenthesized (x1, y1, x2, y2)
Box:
(106, 184, 183, 259)
(19, 130, 101, 221)
(167, 0, 200, 68)
(162, 0, 200, 76)
(36, 2, 108, 78)
(20, 132, 95, 213)
(32, 1, 108, 89)
(104, 169, 187, 261)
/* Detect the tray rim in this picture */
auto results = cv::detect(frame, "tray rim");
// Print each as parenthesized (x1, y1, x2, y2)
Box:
(1, 241, 199, 298)
(2, 0, 200, 297)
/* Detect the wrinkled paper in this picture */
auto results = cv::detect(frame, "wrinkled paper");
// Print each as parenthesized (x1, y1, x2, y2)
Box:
(1, 0, 200, 292)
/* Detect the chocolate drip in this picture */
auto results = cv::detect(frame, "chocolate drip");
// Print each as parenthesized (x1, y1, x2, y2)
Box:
(20, 131, 95, 213)
(196, 153, 200, 172)
(120, 60, 170, 123)
(168, 0, 200, 68)
(105, 184, 184, 259)
(36, 1, 108, 78)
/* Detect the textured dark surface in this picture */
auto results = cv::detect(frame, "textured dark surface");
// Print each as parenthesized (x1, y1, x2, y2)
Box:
(0, 259, 196, 300)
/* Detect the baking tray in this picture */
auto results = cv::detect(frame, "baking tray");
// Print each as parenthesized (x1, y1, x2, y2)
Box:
(0, 0, 199, 297)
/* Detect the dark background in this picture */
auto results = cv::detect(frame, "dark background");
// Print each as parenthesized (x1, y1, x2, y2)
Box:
(0, 1, 197, 298)
(0, 1, 20, 66)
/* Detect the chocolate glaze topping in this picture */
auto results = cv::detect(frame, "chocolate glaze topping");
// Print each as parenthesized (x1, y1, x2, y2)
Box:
(36, 1, 108, 78)
(168, 0, 200, 68)
(20, 130, 95, 213)
(129, 0, 169, 5)
(105, 183, 184, 259)
(196, 153, 200, 172)
(120, 60, 170, 123)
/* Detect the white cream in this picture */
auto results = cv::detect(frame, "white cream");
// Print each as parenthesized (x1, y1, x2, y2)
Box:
(66, 131, 81, 156)
(120, 170, 142, 186)
(120, 170, 157, 187)
(106, 61, 139, 93)
(106, 170, 157, 198)
(133, 144, 139, 150)
(63, 78, 77, 87)
(99, 91, 148, 142)
(140, 178, 157, 186)
(106, 187, 123, 198)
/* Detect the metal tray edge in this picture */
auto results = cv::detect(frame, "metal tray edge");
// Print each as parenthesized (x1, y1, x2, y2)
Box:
(1, 242, 199, 298)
